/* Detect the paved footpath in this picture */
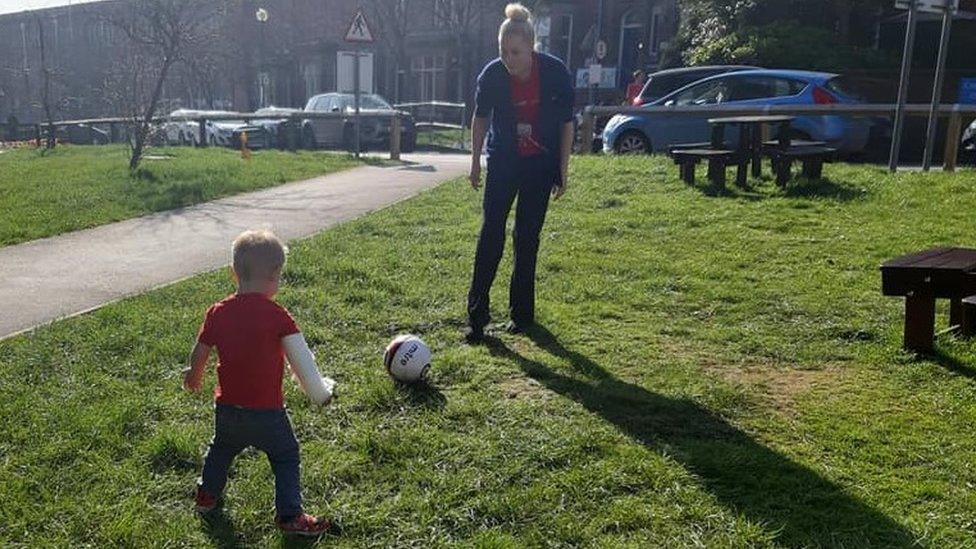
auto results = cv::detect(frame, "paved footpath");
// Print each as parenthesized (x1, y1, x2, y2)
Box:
(0, 153, 469, 340)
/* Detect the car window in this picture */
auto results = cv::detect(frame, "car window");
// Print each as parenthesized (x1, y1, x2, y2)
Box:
(361, 95, 393, 109)
(671, 78, 731, 106)
(727, 76, 806, 101)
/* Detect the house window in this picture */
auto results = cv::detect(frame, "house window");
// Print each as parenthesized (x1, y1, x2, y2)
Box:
(535, 15, 551, 52)
(650, 8, 663, 53)
(411, 54, 444, 101)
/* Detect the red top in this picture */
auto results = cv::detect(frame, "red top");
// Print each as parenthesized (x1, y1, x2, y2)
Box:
(626, 82, 643, 105)
(197, 293, 300, 410)
(510, 53, 543, 157)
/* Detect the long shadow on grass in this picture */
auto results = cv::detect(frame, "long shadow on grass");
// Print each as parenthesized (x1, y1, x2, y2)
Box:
(485, 327, 917, 547)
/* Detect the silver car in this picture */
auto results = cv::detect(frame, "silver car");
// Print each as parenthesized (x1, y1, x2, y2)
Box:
(301, 93, 416, 152)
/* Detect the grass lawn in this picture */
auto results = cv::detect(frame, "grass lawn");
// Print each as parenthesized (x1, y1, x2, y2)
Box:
(417, 128, 470, 151)
(2, 156, 976, 546)
(0, 145, 359, 247)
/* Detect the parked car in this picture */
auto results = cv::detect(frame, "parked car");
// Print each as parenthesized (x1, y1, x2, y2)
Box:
(602, 69, 875, 155)
(963, 119, 976, 163)
(301, 93, 416, 152)
(633, 65, 760, 106)
(161, 109, 269, 148)
(54, 123, 109, 145)
(253, 106, 302, 149)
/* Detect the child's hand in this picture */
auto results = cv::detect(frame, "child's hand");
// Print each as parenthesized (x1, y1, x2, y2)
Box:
(182, 367, 202, 393)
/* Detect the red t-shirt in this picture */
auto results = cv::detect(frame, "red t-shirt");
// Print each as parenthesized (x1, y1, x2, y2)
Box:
(510, 53, 543, 157)
(626, 82, 643, 105)
(197, 293, 300, 410)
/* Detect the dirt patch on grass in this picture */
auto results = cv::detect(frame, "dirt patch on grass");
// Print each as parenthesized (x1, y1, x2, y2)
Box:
(498, 376, 553, 401)
(711, 362, 844, 416)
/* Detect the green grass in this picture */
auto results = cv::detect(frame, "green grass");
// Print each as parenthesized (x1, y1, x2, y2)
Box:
(0, 145, 359, 247)
(2, 156, 976, 546)
(417, 128, 470, 151)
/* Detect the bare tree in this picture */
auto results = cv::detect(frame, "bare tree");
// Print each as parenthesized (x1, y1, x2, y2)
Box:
(433, 0, 482, 102)
(107, 0, 211, 171)
(369, 0, 410, 102)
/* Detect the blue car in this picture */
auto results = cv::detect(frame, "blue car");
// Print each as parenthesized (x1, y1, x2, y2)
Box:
(602, 69, 873, 155)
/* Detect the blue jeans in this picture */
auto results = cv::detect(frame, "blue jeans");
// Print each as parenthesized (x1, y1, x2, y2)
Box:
(199, 403, 302, 518)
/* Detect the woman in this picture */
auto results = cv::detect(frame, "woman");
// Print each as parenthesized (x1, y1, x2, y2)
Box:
(465, 3, 575, 343)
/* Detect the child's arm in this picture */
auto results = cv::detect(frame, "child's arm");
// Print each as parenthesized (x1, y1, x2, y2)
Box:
(182, 341, 212, 393)
(282, 333, 335, 406)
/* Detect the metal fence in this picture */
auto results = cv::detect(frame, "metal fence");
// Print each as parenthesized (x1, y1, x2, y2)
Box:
(2, 101, 473, 157)
(578, 103, 976, 171)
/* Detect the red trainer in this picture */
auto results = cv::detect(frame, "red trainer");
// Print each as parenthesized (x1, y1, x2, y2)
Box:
(276, 513, 331, 536)
(194, 487, 218, 514)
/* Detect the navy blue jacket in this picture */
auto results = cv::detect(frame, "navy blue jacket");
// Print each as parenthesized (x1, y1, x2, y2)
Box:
(474, 52, 574, 186)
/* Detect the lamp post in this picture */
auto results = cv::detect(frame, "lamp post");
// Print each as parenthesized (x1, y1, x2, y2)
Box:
(255, 7, 269, 108)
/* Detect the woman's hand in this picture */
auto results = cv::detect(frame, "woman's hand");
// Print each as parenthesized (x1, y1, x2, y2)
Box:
(553, 168, 568, 199)
(469, 161, 482, 190)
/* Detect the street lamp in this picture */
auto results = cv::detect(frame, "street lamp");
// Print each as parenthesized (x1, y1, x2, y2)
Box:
(255, 7, 269, 107)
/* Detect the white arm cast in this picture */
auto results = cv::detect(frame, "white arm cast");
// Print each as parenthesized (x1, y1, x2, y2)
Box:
(282, 333, 335, 406)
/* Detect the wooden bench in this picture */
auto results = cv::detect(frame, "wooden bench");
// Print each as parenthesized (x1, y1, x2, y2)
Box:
(881, 247, 976, 352)
(764, 145, 837, 187)
(669, 149, 747, 189)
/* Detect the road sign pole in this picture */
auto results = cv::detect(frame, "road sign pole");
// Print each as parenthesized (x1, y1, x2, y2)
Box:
(889, 0, 918, 172)
(922, 6, 953, 171)
(354, 48, 361, 159)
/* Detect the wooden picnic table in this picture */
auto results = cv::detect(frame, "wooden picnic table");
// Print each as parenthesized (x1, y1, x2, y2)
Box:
(881, 247, 976, 353)
(708, 115, 795, 178)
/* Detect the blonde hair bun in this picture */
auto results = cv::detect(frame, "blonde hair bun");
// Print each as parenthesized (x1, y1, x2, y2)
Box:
(504, 3, 531, 22)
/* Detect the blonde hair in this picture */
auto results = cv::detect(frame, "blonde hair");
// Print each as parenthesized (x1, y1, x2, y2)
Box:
(231, 229, 287, 282)
(499, 3, 535, 47)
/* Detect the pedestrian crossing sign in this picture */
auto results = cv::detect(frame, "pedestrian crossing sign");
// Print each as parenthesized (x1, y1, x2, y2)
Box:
(345, 9, 374, 43)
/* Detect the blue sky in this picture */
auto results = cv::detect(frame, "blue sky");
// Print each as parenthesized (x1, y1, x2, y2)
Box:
(0, 0, 106, 16)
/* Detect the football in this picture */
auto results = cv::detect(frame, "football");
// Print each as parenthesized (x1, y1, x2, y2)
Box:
(384, 334, 432, 383)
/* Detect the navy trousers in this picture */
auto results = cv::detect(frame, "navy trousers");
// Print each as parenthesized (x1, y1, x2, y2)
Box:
(467, 155, 555, 329)
(199, 403, 302, 518)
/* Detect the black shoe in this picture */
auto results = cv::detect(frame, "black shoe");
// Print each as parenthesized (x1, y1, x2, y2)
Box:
(464, 326, 485, 344)
(504, 320, 532, 334)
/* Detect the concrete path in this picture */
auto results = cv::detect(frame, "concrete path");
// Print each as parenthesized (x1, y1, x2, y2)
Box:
(0, 153, 469, 340)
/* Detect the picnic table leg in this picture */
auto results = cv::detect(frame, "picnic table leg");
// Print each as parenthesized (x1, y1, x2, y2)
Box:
(707, 158, 726, 189)
(710, 124, 725, 149)
(680, 161, 696, 184)
(736, 124, 750, 186)
(801, 159, 823, 179)
(904, 294, 936, 353)
(950, 297, 963, 329)
(775, 158, 792, 187)
(750, 124, 763, 178)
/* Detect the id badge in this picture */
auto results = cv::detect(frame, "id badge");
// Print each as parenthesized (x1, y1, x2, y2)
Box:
(517, 123, 533, 137)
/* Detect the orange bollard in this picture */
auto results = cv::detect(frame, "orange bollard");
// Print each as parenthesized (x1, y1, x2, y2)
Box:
(240, 131, 251, 160)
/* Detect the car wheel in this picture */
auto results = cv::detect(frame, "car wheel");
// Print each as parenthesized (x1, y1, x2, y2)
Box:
(302, 126, 317, 150)
(615, 130, 650, 154)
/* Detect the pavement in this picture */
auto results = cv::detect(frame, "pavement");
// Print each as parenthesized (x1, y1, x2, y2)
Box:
(0, 152, 469, 340)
